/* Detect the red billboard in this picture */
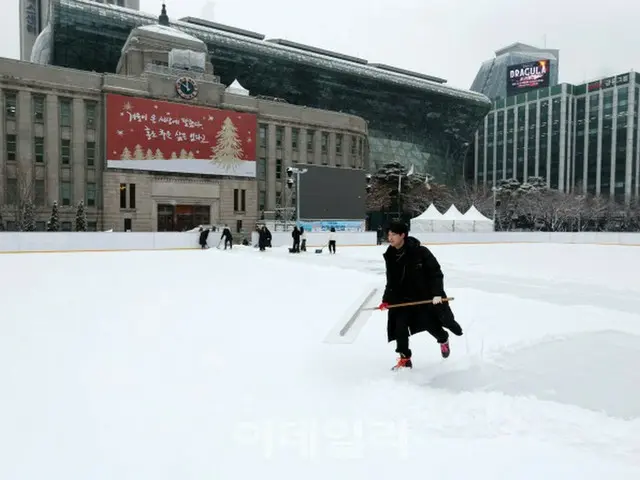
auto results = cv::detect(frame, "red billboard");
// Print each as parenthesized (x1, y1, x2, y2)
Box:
(106, 94, 257, 177)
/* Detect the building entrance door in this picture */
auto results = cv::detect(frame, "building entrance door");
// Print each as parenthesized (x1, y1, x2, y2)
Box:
(157, 204, 210, 231)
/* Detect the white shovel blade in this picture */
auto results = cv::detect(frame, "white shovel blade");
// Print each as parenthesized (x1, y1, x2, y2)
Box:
(323, 285, 381, 344)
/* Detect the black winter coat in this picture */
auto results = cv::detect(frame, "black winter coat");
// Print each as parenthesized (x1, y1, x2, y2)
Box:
(382, 236, 460, 342)
(382, 236, 445, 304)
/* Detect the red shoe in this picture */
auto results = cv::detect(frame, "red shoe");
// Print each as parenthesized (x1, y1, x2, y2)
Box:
(391, 355, 413, 371)
(440, 340, 450, 358)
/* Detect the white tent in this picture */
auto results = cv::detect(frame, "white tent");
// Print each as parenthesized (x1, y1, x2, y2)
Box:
(462, 205, 494, 232)
(438, 204, 467, 232)
(409, 203, 443, 232)
(225, 79, 250, 96)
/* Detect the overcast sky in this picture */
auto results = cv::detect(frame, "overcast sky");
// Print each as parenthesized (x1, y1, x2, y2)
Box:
(3, 0, 639, 89)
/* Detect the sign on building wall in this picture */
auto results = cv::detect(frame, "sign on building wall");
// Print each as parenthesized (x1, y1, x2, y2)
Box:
(24, 0, 38, 34)
(106, 94, 257, 177)
(297, 220, 365, 232)
(506, 59, 551, 96)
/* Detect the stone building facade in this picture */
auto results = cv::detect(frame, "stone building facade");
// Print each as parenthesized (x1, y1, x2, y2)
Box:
(1, 16, 368, 234)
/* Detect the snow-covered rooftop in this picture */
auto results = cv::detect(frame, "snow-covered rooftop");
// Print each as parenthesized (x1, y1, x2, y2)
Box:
(56, 0, 491, 106)
(136, 24, 204, 44)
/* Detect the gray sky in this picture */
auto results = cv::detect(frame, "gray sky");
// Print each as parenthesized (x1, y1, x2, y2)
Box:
(3, 0, 639, 89)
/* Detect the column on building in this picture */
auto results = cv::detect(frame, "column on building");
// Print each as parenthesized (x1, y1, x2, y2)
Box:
(625, 82, 636, 202)
(558, 91, 567, 192)
(0, 91, 5, 203)
(492, 112, 498, 185)
(45, 94, 60, 205)
(71, 98, 86, 208)
(609, 87, 619, 197)
(595, 91, 604, 195)
(266, 123, 276, 211)
(298, 129, 308, 164)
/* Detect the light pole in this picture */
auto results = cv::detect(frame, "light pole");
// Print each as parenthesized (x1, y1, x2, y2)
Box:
(286, 166, 308, 226)
(492, 186, 497, 222)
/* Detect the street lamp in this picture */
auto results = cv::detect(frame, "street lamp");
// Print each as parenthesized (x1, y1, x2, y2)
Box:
(492, 186, 497, 222)
(286, 166, 308, 225)
(491, 186, 502, 231)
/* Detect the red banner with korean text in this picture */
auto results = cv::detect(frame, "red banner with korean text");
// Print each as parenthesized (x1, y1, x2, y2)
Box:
(105, 93, 257, 177)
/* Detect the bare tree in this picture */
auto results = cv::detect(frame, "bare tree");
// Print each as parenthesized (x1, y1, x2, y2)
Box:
(402, 180, 451, 216)
(365, 178, 394, 212)
(449, 182, 492, 215)
(533, 191, 584, 231)
(8, 167, 35, 230)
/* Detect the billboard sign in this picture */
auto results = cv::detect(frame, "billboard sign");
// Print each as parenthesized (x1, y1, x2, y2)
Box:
(506, 59, 550, 96)
(297, 220, 365, 232)
(106, 94, 257, 177)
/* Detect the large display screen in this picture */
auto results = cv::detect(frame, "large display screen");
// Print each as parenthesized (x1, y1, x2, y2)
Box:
(506, 59, 551, 96)
(295, 164, 366, 220)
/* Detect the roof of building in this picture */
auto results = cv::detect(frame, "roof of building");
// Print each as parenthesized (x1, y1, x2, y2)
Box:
(135, 24, 204, 44)
(51, 0, 490, 106)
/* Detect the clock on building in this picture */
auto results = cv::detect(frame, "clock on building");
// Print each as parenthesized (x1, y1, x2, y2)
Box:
(175, 76, 198, 100)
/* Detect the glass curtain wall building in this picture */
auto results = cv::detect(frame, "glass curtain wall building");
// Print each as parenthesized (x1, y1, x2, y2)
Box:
(19, 0, 140, 61)
(31, 0, 491, 185)
(469, 72, 640, 202)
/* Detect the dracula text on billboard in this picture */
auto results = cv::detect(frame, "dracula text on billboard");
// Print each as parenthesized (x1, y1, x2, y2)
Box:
(506, 59, 551, 96)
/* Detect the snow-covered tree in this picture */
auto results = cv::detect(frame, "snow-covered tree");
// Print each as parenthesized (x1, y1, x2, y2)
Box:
(47, 201, 60, 231)
(121, 147, 132, 160)
(21, 202, 36, 232)
(210, 116, 244, 170)
(75, 201, 87, 232)
(365, 161, 450, 217)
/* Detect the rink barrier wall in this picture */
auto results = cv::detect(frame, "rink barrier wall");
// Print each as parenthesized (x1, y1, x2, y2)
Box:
(251, 231, 376, 248)
(410, 232, 640, 246)
(1, 231, 640, 254)
(0, 231, 379, 254)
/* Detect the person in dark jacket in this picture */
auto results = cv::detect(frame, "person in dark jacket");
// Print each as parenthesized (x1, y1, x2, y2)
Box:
(221, 224, 233, 250)
(291, 226, 301, 253)
(264, 226, 272, 248)
(198, 227, 210, 249)
(258, 225, 270, 251)
(378, 221, 463, 370)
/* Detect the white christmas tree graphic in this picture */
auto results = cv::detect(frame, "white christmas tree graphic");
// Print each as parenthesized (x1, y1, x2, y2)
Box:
(121, 147, 132, 160)
(179, 149, 188, 159)
(133, 144, 144, 160)
(145, 148, 154, 160)
(210, 116, 244, 171)
(187, 151, 195, 159)
(170, 151, 178, 159)
(155, 148, 164, 159)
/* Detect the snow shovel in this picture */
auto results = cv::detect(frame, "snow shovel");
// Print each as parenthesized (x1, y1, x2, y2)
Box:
(323, 285, 380, 344)
(324, 295, 455, 344)
(362, 297, 455, 311)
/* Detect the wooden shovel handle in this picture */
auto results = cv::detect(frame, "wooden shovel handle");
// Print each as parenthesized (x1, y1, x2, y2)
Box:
(365, 297, 455, 311)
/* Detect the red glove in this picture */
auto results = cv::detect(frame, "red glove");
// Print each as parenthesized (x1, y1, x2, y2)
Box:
(377, 302, 390, 311)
